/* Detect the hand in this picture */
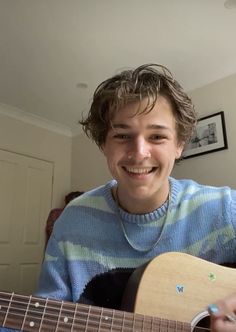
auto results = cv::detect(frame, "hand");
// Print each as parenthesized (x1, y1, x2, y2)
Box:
(208, 293, 236, 331)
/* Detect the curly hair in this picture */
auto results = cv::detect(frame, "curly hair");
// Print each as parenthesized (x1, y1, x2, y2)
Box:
(80, 63, 197, 147)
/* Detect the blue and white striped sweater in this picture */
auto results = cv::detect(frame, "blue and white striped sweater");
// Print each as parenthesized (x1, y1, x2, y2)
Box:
(35, 177, 236, 307)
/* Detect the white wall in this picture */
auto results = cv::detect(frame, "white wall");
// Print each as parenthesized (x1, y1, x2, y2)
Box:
(172, 73, 236, 188)
(71, 133, 110, 192)
(0, 107, 72, 208)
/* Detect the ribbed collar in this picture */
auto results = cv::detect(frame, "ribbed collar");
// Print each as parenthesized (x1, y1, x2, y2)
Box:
(104, 177, 179, 224)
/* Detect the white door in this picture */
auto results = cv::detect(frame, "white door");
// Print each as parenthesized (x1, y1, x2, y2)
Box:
(0, 149, 53, 295)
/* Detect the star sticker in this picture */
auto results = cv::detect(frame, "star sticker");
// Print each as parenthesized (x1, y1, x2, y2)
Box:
(208, 272, 216, 281)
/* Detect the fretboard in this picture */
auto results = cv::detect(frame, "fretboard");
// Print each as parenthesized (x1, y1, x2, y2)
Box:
(0, 291, 193, 331)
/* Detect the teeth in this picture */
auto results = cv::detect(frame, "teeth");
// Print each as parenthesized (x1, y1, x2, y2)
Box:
(125, 167, 153, 174)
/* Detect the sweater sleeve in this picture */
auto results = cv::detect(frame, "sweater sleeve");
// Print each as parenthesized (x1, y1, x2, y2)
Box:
(34, 234, 72, 301)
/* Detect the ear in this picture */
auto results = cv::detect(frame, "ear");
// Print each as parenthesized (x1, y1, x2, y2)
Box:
(175, 141, 185, 159)
(100, 143, 106, 155)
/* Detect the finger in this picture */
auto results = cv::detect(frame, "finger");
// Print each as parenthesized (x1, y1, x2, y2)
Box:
(209, 303, 236, 332)
(208, 295, 236, 319)
(211, 318, 236, 332)
(209, 303, 236, 321)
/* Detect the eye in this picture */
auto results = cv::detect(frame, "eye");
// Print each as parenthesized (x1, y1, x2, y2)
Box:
(150, 134, 167, 141)
(113, 134, 131, 140)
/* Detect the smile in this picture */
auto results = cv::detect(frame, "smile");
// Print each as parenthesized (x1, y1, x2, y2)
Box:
(123, 167, 156, 174)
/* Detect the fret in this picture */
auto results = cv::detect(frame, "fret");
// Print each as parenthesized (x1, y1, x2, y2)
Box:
(121, 311, 125, 331)
(87, 305, 103, 331)
(123, 311, 136, 332)
(159, 318, 169, 332)
(23, 296, 48, 332)
(2, 292, 14, 328)
(55, 300, 63, 331)
(3, 293, 28, 330)
(38, 298, 48, 331)
(110, 309, 115, 331)
(41, 298, 61, 331)
(171, 320, 191, 332)
(71, 302, 78, 332)
(74, 304, 114, 332)
(98, 307, 103, 330)
(21, 295, 32, 330)
(166, 319, 178, 332)
(150, 316, 154, 332)
(152, 317, 162, 331)
(75, 303, 114, 331)
(118, 310, 128, 332)
(132, 313, 156, 332)
(84, 305, 91, 331)
(132, 313, 143, 331)
(0, 293, 15, 329)
(0, 292, 11, 328)
(56, 301, 76, 332)
(156, 318, 191, 332)
(106, 309, 123, 332)
(181, 321, 192, 332)
(175, 320, 191, 332)
(142, 315, 152, 331)
(99, 307, 114, 331)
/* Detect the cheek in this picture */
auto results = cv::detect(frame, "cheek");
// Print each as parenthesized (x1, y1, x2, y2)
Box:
(106, 159, 120, 179)
(104, 150, 118, 170)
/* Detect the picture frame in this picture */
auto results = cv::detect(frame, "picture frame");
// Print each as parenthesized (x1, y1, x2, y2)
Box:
(182, 111, 228, 159)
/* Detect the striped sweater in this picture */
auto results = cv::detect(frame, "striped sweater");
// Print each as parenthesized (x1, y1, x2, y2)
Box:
(35, 177, 236, 308)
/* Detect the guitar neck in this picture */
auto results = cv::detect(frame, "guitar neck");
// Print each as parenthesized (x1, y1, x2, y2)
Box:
(0, 291, 191, 332)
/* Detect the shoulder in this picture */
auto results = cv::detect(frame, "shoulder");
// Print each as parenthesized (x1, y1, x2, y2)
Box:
(67, 179, 117, 209)
(170, 177, 236, 202)
(52, 180, 117, 235)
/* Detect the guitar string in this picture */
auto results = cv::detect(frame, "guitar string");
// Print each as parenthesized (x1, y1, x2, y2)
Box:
(0, 309, 193, 332)
(1, 302, 169, 330)
(0, 308, 210, 332)
(0, 295, 210, 332)
(0, 309, 209, 332)
(0, 297, 210, 332)
(0, 294, 209, 331)
(0, 293, 209, 331)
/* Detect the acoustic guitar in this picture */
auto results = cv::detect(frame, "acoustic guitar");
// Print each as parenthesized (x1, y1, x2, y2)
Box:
(1, 252, 236, 331)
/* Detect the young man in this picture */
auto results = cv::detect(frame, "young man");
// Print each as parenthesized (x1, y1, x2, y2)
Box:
(36, 64, 236, 331)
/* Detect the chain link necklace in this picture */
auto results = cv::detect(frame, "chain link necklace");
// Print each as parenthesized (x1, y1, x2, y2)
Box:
(114, 186, 171, 253)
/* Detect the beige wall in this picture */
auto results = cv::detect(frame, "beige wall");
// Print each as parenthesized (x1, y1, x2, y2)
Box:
(172, 73, 236, 188)
(0, 108, 72, 208)
(8, 72, 232, 195)
(71, 133, 110, 192)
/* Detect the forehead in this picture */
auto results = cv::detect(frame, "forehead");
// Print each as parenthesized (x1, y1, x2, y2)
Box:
(111, 96, 176, 129)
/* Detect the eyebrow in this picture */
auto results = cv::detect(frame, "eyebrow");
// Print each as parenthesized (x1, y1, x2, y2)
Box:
(112, 123, 172, 131)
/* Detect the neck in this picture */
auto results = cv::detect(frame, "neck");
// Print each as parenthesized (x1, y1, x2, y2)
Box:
(113, 184, 170, 214)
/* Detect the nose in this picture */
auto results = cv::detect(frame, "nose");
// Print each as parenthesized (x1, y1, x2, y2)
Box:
(127, 136, 151, 161)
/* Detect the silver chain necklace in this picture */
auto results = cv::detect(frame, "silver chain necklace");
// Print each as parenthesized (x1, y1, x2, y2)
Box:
(114, 187, 171, 253)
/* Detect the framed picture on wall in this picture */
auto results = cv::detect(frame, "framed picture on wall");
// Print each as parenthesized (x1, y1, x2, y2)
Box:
(182, 111, 228, 159)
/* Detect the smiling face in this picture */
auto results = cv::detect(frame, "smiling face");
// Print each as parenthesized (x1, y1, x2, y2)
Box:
(102, 96, 184, 213)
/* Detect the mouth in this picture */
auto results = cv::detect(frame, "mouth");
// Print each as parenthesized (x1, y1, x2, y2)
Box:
(123, 166, 157, 174)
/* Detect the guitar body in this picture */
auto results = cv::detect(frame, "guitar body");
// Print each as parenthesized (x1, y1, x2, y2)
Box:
(1, 252, 236, 331)
(123, 252, 236, 325)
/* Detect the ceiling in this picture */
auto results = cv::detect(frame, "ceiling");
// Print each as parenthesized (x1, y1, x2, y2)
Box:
(0, 0, 236, 136)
